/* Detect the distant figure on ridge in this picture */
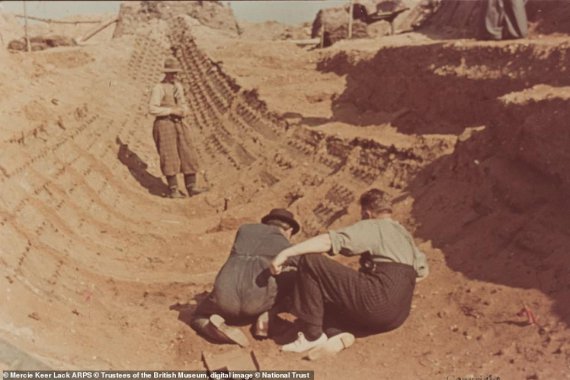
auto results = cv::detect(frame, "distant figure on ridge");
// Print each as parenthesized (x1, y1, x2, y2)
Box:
(148, 57, 206, 198)
(482, 0, 528, 40)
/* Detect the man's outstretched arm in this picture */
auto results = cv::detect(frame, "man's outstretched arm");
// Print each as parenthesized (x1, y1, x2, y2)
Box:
(270, 233, 331, 275)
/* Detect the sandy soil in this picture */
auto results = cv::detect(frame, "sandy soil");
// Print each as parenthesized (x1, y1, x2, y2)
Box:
(0, 7, 569, 380)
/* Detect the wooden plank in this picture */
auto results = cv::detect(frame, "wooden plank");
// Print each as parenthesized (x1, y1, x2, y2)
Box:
(202, 349, 260, 372)
(14, 14, 101, 24)
(75, 17, 118, 44)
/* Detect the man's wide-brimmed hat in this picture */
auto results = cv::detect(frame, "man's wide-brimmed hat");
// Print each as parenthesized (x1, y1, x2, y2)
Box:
(261, 208, 300, 235)
(163, 57, 182, 73)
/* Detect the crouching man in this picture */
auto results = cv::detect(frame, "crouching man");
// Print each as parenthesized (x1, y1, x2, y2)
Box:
(191, 208, 300, 346)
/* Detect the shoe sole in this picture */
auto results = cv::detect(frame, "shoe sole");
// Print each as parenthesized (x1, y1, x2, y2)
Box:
(209, 314, 249, 347)
(306, 332, 355, 360)
(281, 333, 327, 353)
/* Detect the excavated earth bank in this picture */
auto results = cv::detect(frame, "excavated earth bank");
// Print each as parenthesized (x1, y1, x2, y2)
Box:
(1, 9, 569, 380)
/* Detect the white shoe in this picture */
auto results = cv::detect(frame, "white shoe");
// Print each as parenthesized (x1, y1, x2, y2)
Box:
(307, 332, 355, 360)
(281, 332, 327, 353)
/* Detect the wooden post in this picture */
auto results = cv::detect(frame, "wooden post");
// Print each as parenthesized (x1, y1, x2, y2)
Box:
(74, 17, 118, 44)
(348, 0, 354, 39)
(23, 0, 31, 52)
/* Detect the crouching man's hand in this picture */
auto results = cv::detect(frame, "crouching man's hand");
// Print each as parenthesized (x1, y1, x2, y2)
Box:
(270, 253, 287, 276)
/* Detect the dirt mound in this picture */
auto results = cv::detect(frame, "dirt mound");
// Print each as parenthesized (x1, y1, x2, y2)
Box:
(311, 0, 425, 46)
(8, 35, 76, 52)
(238, 21, 311, 41)
(113, 0, 238, 38)
(317, 39, 570, 135)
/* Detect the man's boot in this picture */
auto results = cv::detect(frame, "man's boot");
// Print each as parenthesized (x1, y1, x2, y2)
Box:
(208, 314, 249, 347)
(166, 175, 186, 199)
(190, 316, 238, 345)
(184, 173, 208, 196)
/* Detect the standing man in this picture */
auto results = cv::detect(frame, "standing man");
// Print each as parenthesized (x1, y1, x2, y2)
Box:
(191, 208, 301, 346)
(270, 188, 429, 358)
(149, 57, 205, 198)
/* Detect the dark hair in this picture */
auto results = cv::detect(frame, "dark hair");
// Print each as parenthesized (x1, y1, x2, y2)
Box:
(359, 188, 393, 213)
(264, 218, 293, 231)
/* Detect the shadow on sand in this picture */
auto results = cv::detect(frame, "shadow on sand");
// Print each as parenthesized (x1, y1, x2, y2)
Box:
(116, 137, 168, 197)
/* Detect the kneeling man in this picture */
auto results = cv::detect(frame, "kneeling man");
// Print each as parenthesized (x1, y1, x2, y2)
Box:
(191, 208, 300, 345)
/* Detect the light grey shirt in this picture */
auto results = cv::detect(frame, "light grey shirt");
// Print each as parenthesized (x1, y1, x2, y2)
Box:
(328, 218, 429, 279)
(148, 82, 189, 117)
